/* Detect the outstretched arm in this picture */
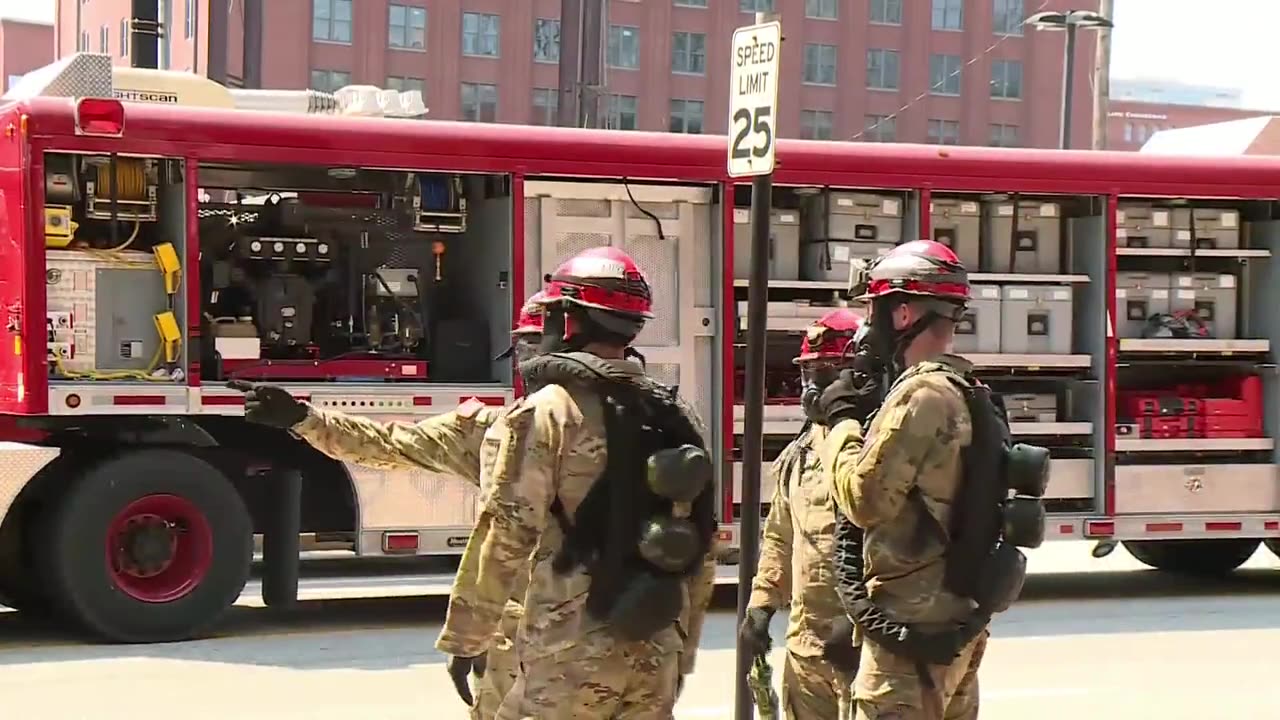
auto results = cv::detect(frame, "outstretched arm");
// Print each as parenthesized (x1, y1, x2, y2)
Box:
(292, 398, 500, 484)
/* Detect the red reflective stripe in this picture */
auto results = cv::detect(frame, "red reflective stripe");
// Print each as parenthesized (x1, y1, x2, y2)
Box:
(203, 395, 245, 406)
(1205, 521, 1242, 532)
(1145, 522, 1183, 533)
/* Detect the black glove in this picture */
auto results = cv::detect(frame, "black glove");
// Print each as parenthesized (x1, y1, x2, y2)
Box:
(446, 653, 488, 706)
(821, 616, 860, 673)
(738, 607, 774, 657)
(815, 369, 880, 427)
(226, 380, 309, 429)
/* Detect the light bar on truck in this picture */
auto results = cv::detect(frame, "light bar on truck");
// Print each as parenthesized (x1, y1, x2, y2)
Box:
(74, 97, 125, 137)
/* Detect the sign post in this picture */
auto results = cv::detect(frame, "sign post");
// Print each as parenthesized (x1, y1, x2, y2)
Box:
(728, 15, 782, 720)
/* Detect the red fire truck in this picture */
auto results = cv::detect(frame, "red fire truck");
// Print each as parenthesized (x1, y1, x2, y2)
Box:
(1, 54, 1278, 643)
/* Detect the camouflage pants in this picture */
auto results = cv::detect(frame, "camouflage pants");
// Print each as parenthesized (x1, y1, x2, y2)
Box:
(495, 642, 679, 720)
(782, 651, 855, 720)
(471, 626, 520, 720)
(853, 629, 988, 720)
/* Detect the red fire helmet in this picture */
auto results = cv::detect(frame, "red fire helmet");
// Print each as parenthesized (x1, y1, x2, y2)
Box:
(512, 290, 547, 337)
(794, 307, 865, 364)
(859, 239, 970, 303)
(538, 246, 655, 319)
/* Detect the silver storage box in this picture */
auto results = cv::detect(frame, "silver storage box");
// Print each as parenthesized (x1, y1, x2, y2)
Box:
(1115, 271, 1171, 338)
(1116, 203, 1172, 248)
(800, 239, 894, 282)
(991, 201, 1062, 273)
(803, 190, 902, 247)
(1170, 272, 1238, 339)
(1171, 208, 1241, 250)
(733, 207, 801, 281)
(952, 284, 1002, 354)
(1000, 285, 1073, 354)
(1002, 393, 1058, 423)
(929, 198, 981, 270)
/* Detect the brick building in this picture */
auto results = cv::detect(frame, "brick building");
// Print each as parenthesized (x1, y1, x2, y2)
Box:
(54, 0, 1098, 148)
(0, 18, 55, 92)
(1104, 100, 1272, 151)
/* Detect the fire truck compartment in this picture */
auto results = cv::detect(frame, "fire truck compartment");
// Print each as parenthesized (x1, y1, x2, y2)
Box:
(196, 162, 511, 386)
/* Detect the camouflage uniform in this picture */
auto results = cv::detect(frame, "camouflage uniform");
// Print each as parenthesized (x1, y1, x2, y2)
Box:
(749, 422, 855, 720)
(434, 358, 718, 720)
(820, 356, 987, 720)
(292, 400, 523, 719)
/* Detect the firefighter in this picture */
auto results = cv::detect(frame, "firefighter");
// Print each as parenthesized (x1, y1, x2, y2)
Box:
(436, 246, 718, 720)
(812, 240, 990, 720)
(228, 289, 550, 720)
(739, 307, 864, 720)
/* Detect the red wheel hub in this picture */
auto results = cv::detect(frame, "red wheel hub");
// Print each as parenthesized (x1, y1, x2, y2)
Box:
(105, 494, 213, 603)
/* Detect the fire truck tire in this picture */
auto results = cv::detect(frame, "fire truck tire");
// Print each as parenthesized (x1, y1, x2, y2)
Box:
(1123, 538, 1260, 577)
(40, 449, 253, 643)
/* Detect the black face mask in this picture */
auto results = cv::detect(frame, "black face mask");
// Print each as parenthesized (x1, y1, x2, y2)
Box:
(799, 364, 842, 424)
(538, 306, 576, 355)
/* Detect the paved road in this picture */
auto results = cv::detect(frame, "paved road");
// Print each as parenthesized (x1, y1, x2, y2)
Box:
(2, 541, 1279, 719)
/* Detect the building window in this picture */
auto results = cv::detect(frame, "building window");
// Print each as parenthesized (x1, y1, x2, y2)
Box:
(534, 18, 561, 63)
(672, 32, 706, 74)
(990, 123, 1019, 147)
(389, 4, 427, 50)
(993, 0, 1025, 35)
(932, 0, 964, 31)
(1136, 124, 1148, 143)
(462, 12, 500, 57)
(864, 115, 896, 142)
(806, 0, 837, 20)
(928, 119, 961, 145)
(929, 54, 962, 95)
(387, 76, 425, 96)
(461, 82, 498, 122)
(99, 24, 109, 53)
(803, 44, 837, 85)
(740, 0, 775, 11)
(1123, 123, 1133, 142)
(185, 0, 194, 38)
(310, 69, 351, 92)
(675, 0, 708, 6)
(870, 0, 902, 24)
(532, 88, 558, 126)
(991, 60, 1023, 99)
(313, 0, 352, 43)
(866, 49, 900, 90)
(801, 110, 833, 140)
(607, 25, 640, 69)
(670, 99, 704, 134)
(606, 94, 638, 130)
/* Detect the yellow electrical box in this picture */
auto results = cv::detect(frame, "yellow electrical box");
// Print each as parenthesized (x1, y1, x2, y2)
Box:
(152, 242, 182, 295)
(153, 311, 181, 363)
(44, 205, 76, 248)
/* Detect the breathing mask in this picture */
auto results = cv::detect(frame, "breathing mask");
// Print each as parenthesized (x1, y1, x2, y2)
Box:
(800, 362, 844, 423)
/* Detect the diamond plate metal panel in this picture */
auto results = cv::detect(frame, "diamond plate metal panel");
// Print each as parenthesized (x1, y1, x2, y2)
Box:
(348, 463, 480, 529)
(0, 443, 61, 521)
(556, 199, 611, 218)
(623, 233, 679, 346)
(7, 53, 113, 100)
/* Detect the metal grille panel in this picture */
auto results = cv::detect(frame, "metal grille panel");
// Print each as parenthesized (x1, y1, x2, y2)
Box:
(556, 199, 611, 217)
(523, 198, 543, 296)
(555, 233, 611, 269)
(627, 202, 681, 220)
(624, 234, 678, 346)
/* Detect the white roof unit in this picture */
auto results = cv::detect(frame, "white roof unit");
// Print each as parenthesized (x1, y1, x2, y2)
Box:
(1140, 115, 1280, 156)
(2, 53, 428, 118)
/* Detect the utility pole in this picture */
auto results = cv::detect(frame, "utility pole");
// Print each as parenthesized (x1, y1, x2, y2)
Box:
(578, 0, 605, 128)
(129, 0, 161, 70)
(555, 0, 582, 127)
(1091, 0, 1115, 149)
(243, 0, 264, 88)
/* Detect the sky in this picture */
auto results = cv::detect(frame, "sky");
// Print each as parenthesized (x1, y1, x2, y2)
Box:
(0, 0, 1275, 109)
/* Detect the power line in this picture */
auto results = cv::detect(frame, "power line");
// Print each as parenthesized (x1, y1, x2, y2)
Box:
(848, 0, 1053, 142)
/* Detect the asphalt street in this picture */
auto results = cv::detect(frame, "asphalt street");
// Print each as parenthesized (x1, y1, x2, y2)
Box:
(1, 541, 1278, 719)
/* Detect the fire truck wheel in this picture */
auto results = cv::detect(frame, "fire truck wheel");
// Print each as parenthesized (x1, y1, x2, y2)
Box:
(40, 449, 252, 644)
(1123, 538, 1260, 577)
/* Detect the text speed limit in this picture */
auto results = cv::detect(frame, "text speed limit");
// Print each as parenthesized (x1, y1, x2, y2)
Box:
(727, 21, 782, 178)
